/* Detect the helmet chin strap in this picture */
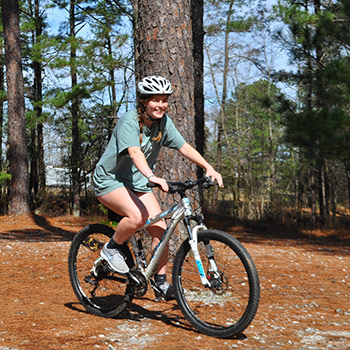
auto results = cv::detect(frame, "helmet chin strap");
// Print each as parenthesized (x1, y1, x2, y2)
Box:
(143, 113, 159, 122)
(142, 110, 163, 123)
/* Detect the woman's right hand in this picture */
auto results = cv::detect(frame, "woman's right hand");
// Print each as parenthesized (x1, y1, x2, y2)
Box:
(149, 176, 169, 192)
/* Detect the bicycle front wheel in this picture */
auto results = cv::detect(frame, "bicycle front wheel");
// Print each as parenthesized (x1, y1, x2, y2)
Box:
(68, 224, 134, 318)
(172, 229, 260, 338)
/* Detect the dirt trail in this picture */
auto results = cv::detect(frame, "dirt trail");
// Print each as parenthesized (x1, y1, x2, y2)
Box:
(0, 215, 349, 350)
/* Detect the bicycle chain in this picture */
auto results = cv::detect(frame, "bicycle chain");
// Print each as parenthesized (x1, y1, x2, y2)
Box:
(129, 269, 148, 297)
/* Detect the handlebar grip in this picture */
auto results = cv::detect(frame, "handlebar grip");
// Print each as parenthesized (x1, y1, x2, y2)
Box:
(202, 176, 215, 187)
(146, 182, 160, 188)
(147, 177, 217, 192)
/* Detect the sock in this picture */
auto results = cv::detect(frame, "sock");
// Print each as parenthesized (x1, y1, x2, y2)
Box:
(107, 238, 124, 250)
(155, 274, 167, 285)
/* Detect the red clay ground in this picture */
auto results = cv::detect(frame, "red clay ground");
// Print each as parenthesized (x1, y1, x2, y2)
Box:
(0, 214, 349, 350)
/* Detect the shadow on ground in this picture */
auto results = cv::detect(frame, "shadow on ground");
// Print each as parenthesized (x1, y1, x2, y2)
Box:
(0, 214, 77, 242)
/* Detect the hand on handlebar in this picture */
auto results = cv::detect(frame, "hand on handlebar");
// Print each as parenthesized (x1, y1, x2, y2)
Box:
(148, 175, 169, 192)
(205, 167, 224, 188)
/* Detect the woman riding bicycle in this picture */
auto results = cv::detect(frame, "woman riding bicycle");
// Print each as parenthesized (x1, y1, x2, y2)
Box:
(92, 75, 223, 300)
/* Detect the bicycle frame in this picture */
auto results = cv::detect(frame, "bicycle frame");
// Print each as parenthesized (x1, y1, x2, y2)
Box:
(69, 176, 260, 338)
(130, 196, 210, 286)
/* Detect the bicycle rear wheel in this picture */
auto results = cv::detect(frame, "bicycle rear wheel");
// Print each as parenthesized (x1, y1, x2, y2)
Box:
(173, 229, 260, 338)
(68, 224, 134, 318)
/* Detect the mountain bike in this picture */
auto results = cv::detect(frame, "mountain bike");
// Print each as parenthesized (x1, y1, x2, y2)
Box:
(68, 177, 260, 338)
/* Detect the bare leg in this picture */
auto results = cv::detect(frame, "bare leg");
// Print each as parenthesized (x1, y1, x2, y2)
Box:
(98, 187, 168, 275)
(97, 187, 149, 244)
(136, 192, 168, 275)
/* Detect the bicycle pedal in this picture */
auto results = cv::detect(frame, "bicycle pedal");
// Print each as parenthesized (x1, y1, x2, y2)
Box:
(153, 287, 175, 302)
(154, 290, 166, 302)
(155, 296, 164, 302)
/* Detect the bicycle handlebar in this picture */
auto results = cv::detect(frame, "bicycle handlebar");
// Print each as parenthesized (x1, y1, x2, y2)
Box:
(147, 177, 215, 194)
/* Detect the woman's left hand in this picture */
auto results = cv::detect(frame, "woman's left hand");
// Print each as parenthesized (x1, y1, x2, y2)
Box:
(206, 166, 224, 188)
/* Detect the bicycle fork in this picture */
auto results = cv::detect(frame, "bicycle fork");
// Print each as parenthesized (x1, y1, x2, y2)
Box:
(188, 225, 212, 287)
(181, 197, 215, 288)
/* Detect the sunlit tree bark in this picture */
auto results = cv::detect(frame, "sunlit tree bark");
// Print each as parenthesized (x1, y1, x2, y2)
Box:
(2, 0, 31, 215)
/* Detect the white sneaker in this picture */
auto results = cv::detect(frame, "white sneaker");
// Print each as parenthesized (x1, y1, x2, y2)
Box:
(100, 243, 130, 274)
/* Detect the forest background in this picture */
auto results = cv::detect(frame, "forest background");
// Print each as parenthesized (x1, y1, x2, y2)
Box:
(1, 0, 350, 231)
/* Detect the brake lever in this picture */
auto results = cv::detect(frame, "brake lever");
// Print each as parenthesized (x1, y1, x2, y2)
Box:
(203, 177, 216, 188)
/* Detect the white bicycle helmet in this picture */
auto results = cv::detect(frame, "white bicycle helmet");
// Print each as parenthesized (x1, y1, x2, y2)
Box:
(138, 75, 173, 95)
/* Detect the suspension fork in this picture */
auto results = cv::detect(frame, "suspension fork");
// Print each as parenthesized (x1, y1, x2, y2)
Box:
(182, 205, 212, 287)
(203, 239, 221, 278)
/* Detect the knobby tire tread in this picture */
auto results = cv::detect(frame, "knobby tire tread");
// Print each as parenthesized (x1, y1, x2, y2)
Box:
(68, 224, 134, 318)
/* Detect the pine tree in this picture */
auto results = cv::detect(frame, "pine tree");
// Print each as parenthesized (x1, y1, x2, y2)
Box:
(132, 0, 203, 203)
(2, 0, 31, 215)
(275, 0, 350, 226)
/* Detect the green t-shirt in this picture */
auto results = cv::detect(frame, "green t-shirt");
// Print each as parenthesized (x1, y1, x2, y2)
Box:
(93, 109, 185, 196)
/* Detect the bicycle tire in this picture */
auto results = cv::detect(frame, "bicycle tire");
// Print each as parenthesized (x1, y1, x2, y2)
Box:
(68, 224, 134, 318)
(172, 229, 260, 338)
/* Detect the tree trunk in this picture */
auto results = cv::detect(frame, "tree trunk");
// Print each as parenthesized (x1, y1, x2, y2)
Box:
(304, 13, 317, 227)
(2, 0, 31, 215)
(132, 0, 201, 206)
(310, 166, 317, 227)
(0, 49, 4, 212)
(313, 0, 328, 227)
(192, 0, 204, 180)
(217, 0, 234, 172)
(107, 35, 118, 132)
(295, 169, 302, 226)
(343, 162, 350, 210)
(70, 0, 81, 216)
(0, 50, 4, 173)
(34, 0, 46, 195)
(28, 0, 45, 198)
(318, 161, 325, 225)
(329, 165, 336, 228)
(29, 127, 38, 196)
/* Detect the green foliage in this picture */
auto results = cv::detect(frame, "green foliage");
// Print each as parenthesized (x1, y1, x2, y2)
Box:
(282, 107, 350, 159)
(276, 0, 350, 163)
(205, 0, 257, 36)
(227, 18, 255, 32)
(0, 90, 6, 104)
(207, 79, 289, 211)
(0, 172, 11, 183)
(50, 85, 91, 108)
